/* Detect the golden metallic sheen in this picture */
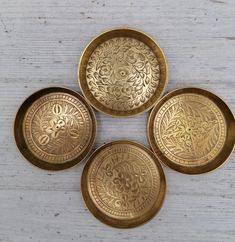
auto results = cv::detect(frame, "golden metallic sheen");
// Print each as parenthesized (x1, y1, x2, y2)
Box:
(148, 88, 235, 174)
(81, 140, 166, 228)
(14, 87, 96, 170)
(78, 28, 168, 117)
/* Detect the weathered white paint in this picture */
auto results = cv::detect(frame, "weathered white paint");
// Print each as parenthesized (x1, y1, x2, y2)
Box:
(0, 0, 234, 241)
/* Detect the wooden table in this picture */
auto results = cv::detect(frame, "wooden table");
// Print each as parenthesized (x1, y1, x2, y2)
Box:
(0, 0, 234, 241)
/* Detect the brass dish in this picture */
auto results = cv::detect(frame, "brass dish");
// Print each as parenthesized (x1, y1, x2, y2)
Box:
(81, 140, 166, 228)
(14, 87, 96, 170)
(78, 28, 168, 117)
(148, 87, 235, 174)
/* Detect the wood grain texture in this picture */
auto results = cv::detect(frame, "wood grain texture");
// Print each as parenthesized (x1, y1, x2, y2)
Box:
(0, 0, 234, 241)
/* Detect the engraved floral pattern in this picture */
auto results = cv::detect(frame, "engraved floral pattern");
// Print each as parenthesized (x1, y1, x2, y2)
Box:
(37, 104, 80, 146)
(86, 37, 160, 111)
(155, 95, 226, 164)
(32, 102, 83, 155)
(23, 93, 93, 164)
(96, 153, 150, 210)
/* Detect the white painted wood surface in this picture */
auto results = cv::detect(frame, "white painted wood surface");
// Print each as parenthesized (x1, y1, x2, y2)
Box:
(0, 0, 234, 241)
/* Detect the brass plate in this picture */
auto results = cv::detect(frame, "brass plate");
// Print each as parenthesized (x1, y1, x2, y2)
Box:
(148, 88, 235, 174)
(78, 28, 168, 117)
(14, 87, 96, 170)
(81, 140, 166, 228)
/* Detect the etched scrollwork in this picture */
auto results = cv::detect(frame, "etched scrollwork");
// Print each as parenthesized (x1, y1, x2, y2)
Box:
(99, 154, 149, 210)
(23, 93, 93, 163)
(86, 37, 160, 111)
(154, 94, 226, 165)
(35, 103, 81, 151)
(88, 144, 161, 220)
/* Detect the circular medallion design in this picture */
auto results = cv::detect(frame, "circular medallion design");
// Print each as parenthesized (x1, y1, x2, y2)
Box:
(154, 94, 226, 166)
(15, 87, 96, 170)
(86, 37, 160, 111)
(148, 88, 235, 174)
(81, 141, 166, 228)
(79, 28, 168, 117)
(23, 93, 93, 163)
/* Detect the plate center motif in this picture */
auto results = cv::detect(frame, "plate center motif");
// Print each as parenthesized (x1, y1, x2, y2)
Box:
(154, 94, 227, 166)
(23, 93, 93, 163)
(86, 37, 160, 111)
